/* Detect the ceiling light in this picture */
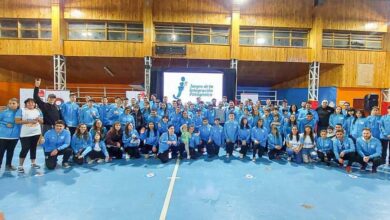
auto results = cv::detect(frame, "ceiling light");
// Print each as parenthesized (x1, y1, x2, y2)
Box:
(233, 0, 247, 5)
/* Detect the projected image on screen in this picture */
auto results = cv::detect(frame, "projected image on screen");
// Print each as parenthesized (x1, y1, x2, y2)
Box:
(163, 72, 223, 103)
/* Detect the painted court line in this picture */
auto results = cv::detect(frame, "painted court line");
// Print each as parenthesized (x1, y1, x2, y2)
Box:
(159, 159, 180, 220)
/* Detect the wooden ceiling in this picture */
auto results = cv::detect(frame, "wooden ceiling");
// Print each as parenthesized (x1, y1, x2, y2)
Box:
(0, 55, 338, 86)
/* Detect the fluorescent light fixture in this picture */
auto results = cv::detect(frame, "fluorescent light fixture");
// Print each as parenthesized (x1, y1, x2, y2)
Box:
(104, 66, 114, 77)
(70, 9, 83, 18)
(365, 22, 378, 30)
(171, 34, 177, 41)
(233, 0, 247, 4)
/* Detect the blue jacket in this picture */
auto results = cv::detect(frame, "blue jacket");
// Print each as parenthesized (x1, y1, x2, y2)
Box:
(356, 137, 382, 159)
(42, 129, 71, 152)
(0, 108, 21, 139)
(366, 115, 381, 139)
(122, 130, 140, 148)
(350, 118, 367, 139)
(199, 124, 212, 141)
(239, 115, 254, 128)
(316, 137, 333, 152)
(119, 113, 135, 129)
(223, 120, 239, 142)
(298, 118, 317, 134)
(179, 117, 192, 127)
(89, 127, 107, 140)
(159, 132, 177, 153)
(282, 122, 298, 137)
(107, 105, 124, 126)
(170, 112, 182, 132)
(298, 109, 319, 122)
(344, 116, 355, 136)
(61, 101, 79, 127)
(251, 126, 268, 147)
(205, 109, 216, 125)
(251, 115, 261, 128)
(79, 107, 100, 127)
(147, 115, 161, 126)
(238, 127, 251, 142)
(189, 133, 201, 148)
(98, 104, 111, 126)
(329, 113, 345, 128)
(262, 115, 273, 132)
(332, 137, 355, 159)
(267, 133, 283, 150)
(71, 133, 92, 156)
(158, 121, 170, 134)
(140, 130, 159, 146)
(380, 115, 390, 140)
(210, 125, 224, 146)
(192, 115, 203, 131)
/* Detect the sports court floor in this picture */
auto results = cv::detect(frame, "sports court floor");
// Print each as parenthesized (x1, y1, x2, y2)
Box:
(1, 145, 390, 220)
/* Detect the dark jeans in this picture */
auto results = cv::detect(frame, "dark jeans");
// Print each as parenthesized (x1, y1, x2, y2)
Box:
(0, 139, 18, 166)
(381, 139, 390, 163)
(317, 150, 335, 163)
(225, 142, 235, 155)
(124, 147, 140, 158)
(158, 150, 170, 163)
(20, 135, 40, 159)
(68, 127, 77, 137)
(45, 147, 73, 170)
(338, 152, 356, 166)
(73, 148, 87, 165)
(142, 144, 158, 155)
(88, 150, 105, 160)
(206, 141, 220, 157)
(355, 155, 383, 170)
(268, 148, 283, 160)
(107, 146, 123, 159)
(238, 140, 250, 156)
(252, 143, 266, 158)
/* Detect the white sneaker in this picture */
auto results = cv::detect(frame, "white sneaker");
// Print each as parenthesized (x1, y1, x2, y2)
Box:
(87, 157, 94, 164)
(287, 157, 292, 161)
(145, 154, 150, 159)
(187, 155, 191, 160)
(239, 154, 244, 159)
(125, 154, 130, 160)
(252, 157, 256, 162)
(17, 166, 24, 173)
(226, 154, 230, 159)
(97, 159, 104, 163)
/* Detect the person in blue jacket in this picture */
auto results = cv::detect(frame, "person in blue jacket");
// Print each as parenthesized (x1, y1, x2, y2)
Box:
(205, 104, 216, 125)
(170, 107, 182, 136)
(224, 112, 239, 158)
(158, 125, 177, 163)
(71, 123, 92, 165)
(85, 132, 109, 164)
(79, 99, 100, 128)
(107, 97, 124, 128)
(188, 125, 200, 159)
(333, 129, 356, 173)
(140, 121, 159, 159)
(298, 102, 319, 123)
(192, 109, 203, 132)
(366, 106, 381, 139)
(0, 98, 21, 171)
(262, 108, 273, 132)
(199, 118, 212, 155)
(251, 108, 261, 128)
(89, 119, 107, 141)
(329, 106, 345, 128)
(267, 125, 284, 160)
(208, 118, 224, 158)
(98, 96, 111, 131)
(179, 111, 192, 128)
(119, 107, 135, 129)
(298, 112, 317, 134)
(282, 114, 298, 138)
(146, 109, 161, 127)
(251, 118, 268, 162)
(300, 125, 318, 163)
(158, 116, 170, 134)
(122, 122, 141, 159)
(355, 128, 383, 173)
(380, 106, 390, 164)
(349, 109, 367, 142)
(316, 129, 335, 166)
(41, 120, 73, 170)
(61, 93, 79, 136)
(238, 117, 251, 159)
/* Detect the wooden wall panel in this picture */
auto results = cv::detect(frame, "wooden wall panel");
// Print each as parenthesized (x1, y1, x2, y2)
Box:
(0, 0, 51, 19)
(0, 40, 52, 55)
(153, 0, 230, 25)
(63, 41, 145, 57)
(320, 0, 388, 32)
(239, 47, 311, 62)
(240, 0, 313, 28)
(153, 44, 231, 60)
(64, 0, 143, 21)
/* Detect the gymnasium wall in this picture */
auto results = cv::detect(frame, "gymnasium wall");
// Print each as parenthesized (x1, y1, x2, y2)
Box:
(276, 87, 337, 106)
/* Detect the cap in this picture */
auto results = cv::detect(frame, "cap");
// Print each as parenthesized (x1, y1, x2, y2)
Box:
(48, 94, 56, 99)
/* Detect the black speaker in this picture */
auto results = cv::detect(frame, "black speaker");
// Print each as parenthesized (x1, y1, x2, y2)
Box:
(155, 45, 186, 56)
(364, 94, 379, 111)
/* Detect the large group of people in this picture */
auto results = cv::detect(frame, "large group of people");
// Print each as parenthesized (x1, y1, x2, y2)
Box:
(0, 79, 389, 174)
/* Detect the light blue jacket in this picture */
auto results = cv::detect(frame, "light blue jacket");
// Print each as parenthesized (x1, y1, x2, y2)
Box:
(79, 107, 100, 127)
(107, 105, 124, 126)
(366, 115, 381, 139)
(119, 113, 135, 129)
(332, 137, 355, 160)
(61, 101, 79, 127)
(71, 133, 92, 157)
(158, 132, 177, 153)
(189, 133, 201, 148)
(298, 118, 317, 134)
(0, 108, 20, 139)
(199, 124, 212, 141)
(380, 115, 390, 140)
(267, 133, 283, 150)
(140, 130, 159, 146)
(238, 127, 251, 142)
(223, 120, 239, 142)
(98, 104, 112, 126)
(88, 141, 109, 157)
(42, 129, 71, 152)
(251, 126, 268, 147)
(329, 113, 345, 128)
(316, 137, 333, 152)
(122, 130, 140, 148)
(210, 125, 224, 146)
(350, 117, 368, 139)
(356, 137, 382, 159)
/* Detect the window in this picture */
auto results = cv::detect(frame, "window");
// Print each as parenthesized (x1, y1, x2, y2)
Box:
(68, 21, 143, 41)
(322, 31, 383, 50)
(155, 24, 229, 44)
(0, 19, 51, 39)
(240, 27, 308, 47)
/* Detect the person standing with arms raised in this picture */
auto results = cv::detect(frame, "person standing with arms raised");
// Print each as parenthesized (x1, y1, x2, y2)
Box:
(33, 79, 62, 134)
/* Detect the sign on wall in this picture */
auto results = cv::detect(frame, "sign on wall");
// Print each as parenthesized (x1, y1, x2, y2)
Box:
(357, 64, 374, 86)
(19, 88, 70, 107)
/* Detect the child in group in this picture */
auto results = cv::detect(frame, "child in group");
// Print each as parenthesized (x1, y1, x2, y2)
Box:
(316, 129, 335, 166)
(140, 122, 159, 159)
(187, 125, 199, 159)
(300, 125, 318, 163)
(122, 123, 141, 159)
(327, 126, 336, 140)
(180, 124, 191, 159)
(86, 133, 109, 164)
(285, 125, 302, 163)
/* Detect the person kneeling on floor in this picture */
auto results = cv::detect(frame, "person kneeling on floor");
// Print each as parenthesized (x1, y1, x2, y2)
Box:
(333, 129, 356, 173)
(71, 123, 92, 165)
(85, 132, 109, 164)
(158, 125, 177, 163)
(356, 128, 383, 173)
(42, 120, 73, 170)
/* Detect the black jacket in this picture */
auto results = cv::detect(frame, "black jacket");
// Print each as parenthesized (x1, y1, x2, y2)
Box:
(316, 106, 334, 127)
(33, 87, 62, 126)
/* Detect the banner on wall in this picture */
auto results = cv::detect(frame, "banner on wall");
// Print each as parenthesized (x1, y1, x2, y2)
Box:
(19, 89, 70, 107)
(126, 91, 145, 101)
(240, 93, 259, 103)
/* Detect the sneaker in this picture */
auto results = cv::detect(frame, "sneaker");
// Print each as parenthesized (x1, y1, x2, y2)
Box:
(187, 156, 191, 160)
(346, 166, 352, 173)
(62, 163, 71, 168)
(6, 165, 17, 171)
(145, 154, 150, 159)
(252, 157, 256, 162)
(31, 164, 41, 169)
(97, 159, 104, 163)
(239, 153, 244, 159)
(125, 154, 130, 160)
(287, 157, 292, 161)
(226, 154, 230, 159)
(17, 166, 24, 173)
(87, 157, 94, 164)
